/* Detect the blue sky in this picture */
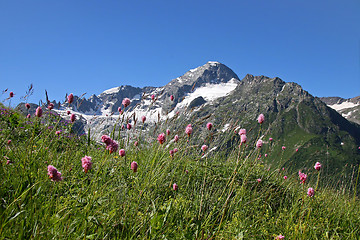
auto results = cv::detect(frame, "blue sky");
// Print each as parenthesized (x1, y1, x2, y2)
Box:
(1, 0, 359, 106)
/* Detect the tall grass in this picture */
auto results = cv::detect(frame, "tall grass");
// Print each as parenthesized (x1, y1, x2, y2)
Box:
(0, 99, 359, 239)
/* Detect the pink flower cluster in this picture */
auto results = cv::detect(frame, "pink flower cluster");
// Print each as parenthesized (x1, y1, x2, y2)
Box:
(256, 139, 263, 148)
(185, 124, 193, 137)
(314, 162, 322, 171)
(307, 187, 315, 197)
(101, 135, 119, 153)
(201, 145, 208, 152)
(131, 161, 138, 172)
(257, 113, 265, 124)
(298, 171, 307, 184)
(122, 98, 131, 108)
(157, 133, 166, 144)
(67, 93, 74, 104)
(81, 156, 93, 173)
(119, 149, 126, 157)
(35, 107, 43, 118)
(47, 165, 63, 182)
(206, 122, 213, 130)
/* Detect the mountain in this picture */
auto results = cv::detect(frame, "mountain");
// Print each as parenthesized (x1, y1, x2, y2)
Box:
(17, 62, 360, 184)
(320, 96, 360, 125)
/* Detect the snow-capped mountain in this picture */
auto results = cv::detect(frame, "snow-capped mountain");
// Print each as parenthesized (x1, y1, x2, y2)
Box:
(320, 96, 360, 125)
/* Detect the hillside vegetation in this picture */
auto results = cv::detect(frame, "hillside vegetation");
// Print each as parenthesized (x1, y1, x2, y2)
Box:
(1, 101, 360, 239)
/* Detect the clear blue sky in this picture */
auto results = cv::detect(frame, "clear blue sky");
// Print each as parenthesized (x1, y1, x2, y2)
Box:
(1, 0, 359, 106)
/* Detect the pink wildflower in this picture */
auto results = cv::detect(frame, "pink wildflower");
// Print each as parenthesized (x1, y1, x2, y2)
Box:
(166, 129, 171, 135)
(298, 171, 307, 184)
(240, 135, 247, 144)
(201, 145, 208, 152)
(7, 140, 11, 145)
(206, 122, 213, 130)
(119, 149, 126, 157)
(169, 150, 174, 157)
(35, 107, 43, 117)
(70, 113, 76, 123)
(276, 235, 285, 240)
(101, 135, 118, 153)
(157, 133, 166, 144)
(47, 165, 63, 182)
(55, 131, 61, 136)
(141, 116, 146, 123)
(67, 110, 71, 115)
(118, 107, 122, 113)
(239, 129, 246, 135)
(9, 92, 14, 98)
(257, 178, 262, 183)
(314, 162, 322, 171)
(173, 148, 178, 153)
(282, 146, 286, 150)
(131, 161, 138, 172)
(122, 98, 131, 108)
(269, 137, 273, 141)
(127, 123, 132, 130)
(265, 154, 268, 157)
(284, 176, 288, 180)
(185, 124, 193, 137)
(151, 94, 155, 101)
(48, 103, 54, 110)
(173, 183, 178, 191)
(256, 139, 263, 148)
(67, 93, 74, 104)
(257, 113, 265, 124)
(134, 141, 139, 147)
(307, 187, 315, 197)
(26, 114, 31, 118)
(174, 135, 179, 142)
(81, 156, 93, 173)
(170, 95, 174, 101)
(25, 103, 31, 109)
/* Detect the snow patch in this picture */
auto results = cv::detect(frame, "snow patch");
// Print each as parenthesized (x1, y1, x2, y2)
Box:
(328, 102, 359, 111)
(101, 87, 119, 95)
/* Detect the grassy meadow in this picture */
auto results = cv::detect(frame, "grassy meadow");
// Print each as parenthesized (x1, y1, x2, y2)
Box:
(0, 96, 360, 239)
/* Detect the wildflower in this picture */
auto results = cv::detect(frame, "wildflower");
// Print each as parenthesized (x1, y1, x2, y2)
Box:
(185, 124, 193, 137)
(265, 153, 268, 157)
(157, 133, 166, 144)
(307, 187, 315, 197)
(122, 98, 131, 108)
(67, 110, 71, 115)
(118, 107, 122, 113)
(257, 178, 262, 183)
(70, 113, 76, 123)
(81, 156, 93, 173)
(239, 128, 246, 135)
(257, 113, 265, 124)
(25, 103, 31, 109)
(35, 107, 43, 117)
(173, 183, 178, 191)
(240, 135, 247, 144)
(298, 171, 307, 184)
(67, 93, 74, 104)
(48, 103, 54, 110)
(169, 150, 174, 157)
(296, 148, 299, 152)
(185, 170, 189, 174)
(207, 122, 213, 130)
(166, 129, 171, 135)
(276, 235, 285, 240)
(131, 161, 138, 172)
(134, 141, 139, 147)
(55, 131, 61, 136)
(7, 140, 11, 145)
(174, 135, 179, 142)
(269, 137, 273, 141)
(101, 135, 118, 153)
(282, 146, 286, 150)
(47, 165, 63, 182)
(284, 176, 288, 180)
(141, 116, 146, 123)
(9, 92, 14, 98)
(201, 145, 208, 152)
(170, 95, 174, 101)
(127, 123, 132, 130)
(173, 148, 178, 153)
(256, 139, 263, 148)
(151, 94, 155, 101)
(119, 149, 126, 157)
(314, 162, 322, 171)
(26, 114, 31, 118)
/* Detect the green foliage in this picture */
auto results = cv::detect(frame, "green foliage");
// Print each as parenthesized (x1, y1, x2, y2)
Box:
(0, 105, 360, 239)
